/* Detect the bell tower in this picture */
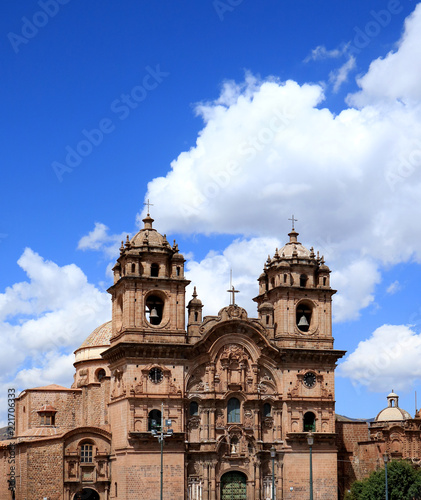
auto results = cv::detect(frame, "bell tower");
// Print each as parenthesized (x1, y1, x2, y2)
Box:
(108, 212, 190, 344)
(254, 226, 335, 349)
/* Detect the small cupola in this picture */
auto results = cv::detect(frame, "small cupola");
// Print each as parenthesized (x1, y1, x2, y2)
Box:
(187, 287, 203, 324)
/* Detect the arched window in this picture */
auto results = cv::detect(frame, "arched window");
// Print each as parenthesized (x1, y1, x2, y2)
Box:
(284, 274, 287, 284)
(194, 311, 198, 322)
(227, 398, 240, 423)
(263, 403, 271, 417)
(323, 277, 327, 286)
(151, 263, 159, 277)
(148, 409, 161, 431)
(176, 266, 181, 276)
(300, 274, 308, 287)
(96, 369, 106, 382)
(303, 412, 316, 432)
(189, 401, 199, 416)
(131, 263, 136, 273)
(80, 443, 93, 463)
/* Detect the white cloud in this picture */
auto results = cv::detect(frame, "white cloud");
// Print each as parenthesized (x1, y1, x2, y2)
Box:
(348, 3, 421, 107)
(186, 237, 280, 317)
(138, 6, 421, 324)
(329, 56, 356, 93)
(386, 280, 401, 295)
(331, 259, 381, 322)
(304, 44, 349, 62)
(77, 222, 127, 259)
(0, 249, 110, 425)
(338, 324, 421, 393)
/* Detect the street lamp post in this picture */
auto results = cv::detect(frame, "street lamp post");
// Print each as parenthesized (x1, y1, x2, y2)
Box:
(307, 432, 314, 500)
(270, 446, 276, 500)
(151, 402, 173, 500)
(383, 453, 389, 500)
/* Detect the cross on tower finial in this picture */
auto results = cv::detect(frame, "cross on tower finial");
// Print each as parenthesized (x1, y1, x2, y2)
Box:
(288, 214, 298, 230)
(144, 199, 154, 215)
(227, 285, 240, 306)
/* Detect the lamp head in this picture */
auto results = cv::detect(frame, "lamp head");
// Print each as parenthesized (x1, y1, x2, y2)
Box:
(307, 432, 314, 446)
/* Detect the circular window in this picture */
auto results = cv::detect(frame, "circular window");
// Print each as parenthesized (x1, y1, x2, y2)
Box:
(149, 368, 163, 384)
(303, 372, 316, 388)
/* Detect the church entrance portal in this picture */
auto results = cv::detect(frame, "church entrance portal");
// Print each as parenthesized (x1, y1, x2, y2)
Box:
(220, 471, 247, 500)
(73, 488, 100, 500)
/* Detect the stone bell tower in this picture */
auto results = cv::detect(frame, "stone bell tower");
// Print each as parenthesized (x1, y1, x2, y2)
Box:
(102, 213, 191, 499)
(108, 212, 190, 344)
(254, 225, 335, 349)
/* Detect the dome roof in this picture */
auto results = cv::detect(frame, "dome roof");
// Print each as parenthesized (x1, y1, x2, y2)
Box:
(188, 286, 202, 307)
(78, 321, 112, 349)
(130, 214, 172, 249)
(74, 321, 112, 363)
(258, 301, 274, 311)
(278, 230, 311, 259)
(376, 407, 411, 421)
(375, 391, 411, 422)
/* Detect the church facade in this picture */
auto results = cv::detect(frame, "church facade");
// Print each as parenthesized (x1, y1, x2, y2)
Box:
(0, 214, 366, 499)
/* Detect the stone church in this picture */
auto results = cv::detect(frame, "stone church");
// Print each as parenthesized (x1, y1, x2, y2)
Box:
(1, 214, 418, 499)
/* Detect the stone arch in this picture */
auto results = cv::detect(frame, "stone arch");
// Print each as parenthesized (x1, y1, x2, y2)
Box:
(73, 487, 100, 500)
(295, 298, 318, 334)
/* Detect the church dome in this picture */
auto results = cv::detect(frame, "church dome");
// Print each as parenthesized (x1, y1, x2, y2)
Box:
(278, 230, 311, 259)
(74, 321, 112, 363)
(129, 214, 172, 250)
(375, 391, 411, 422)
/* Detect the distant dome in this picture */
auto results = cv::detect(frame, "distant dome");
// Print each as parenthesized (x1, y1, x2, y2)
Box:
(375, 391, 411, 422)
(74, 321, 112, 363)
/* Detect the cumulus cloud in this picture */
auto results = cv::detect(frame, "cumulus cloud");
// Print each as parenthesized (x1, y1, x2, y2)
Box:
(0, 249, 110, 425)
(186, 237, 280, 316)
(331, 259, 381, 322)
(77, 222, 127, 258)
(348, 3, 421, 107)
(338, 324, 421, 393)
(135, 4, 421, 324)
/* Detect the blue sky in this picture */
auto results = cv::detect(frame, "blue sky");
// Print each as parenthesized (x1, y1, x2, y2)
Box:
(1, 0, 421, 425)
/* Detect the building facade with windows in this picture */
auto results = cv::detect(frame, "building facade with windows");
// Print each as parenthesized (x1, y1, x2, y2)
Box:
(1, 215, 346, 500)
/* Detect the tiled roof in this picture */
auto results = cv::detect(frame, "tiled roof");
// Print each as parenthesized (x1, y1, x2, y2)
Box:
(78, 321, 112, 349)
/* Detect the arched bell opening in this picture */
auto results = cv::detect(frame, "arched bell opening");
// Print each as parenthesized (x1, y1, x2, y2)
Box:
(145, 294, 164, 325)
(296, 302, 312, 332)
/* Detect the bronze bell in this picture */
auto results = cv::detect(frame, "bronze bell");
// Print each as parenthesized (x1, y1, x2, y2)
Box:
(298, 315, 309, 327)
(149, 307, 159, 319)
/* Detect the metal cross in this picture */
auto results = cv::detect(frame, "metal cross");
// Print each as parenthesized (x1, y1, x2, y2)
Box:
(144, 199, 154, 214)
(227, 285, 240, 305)
(288, 214, 298, 230)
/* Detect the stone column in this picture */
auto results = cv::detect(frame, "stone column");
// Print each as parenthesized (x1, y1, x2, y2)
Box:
(203, 462, 209, 500)
(209, 362, 215, 391)
(255, 459, 261, 500)
(276, 460, 283, 500)
(209, 409, 215, 440)
(210, 460, 217, 500)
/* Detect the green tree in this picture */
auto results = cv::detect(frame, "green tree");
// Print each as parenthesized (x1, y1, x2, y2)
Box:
(348, 460, 421, 500)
